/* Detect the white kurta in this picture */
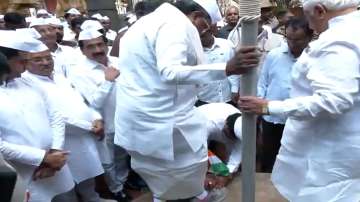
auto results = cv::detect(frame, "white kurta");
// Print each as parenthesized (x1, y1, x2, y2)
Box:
(52, 44, 84, 78)
(22, 72, 104, 183)
(0, 78, 74, 202)
(269, 11, 360, 202)
(69, 56, 119, 135)
(115, 3, 229, 162)
(68, 56, 128, 194)
(197, 103, 242, 173)
(115, 3, 234, 199)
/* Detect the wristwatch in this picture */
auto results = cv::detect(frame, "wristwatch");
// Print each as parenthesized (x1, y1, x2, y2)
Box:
(262, 103, 269, 115)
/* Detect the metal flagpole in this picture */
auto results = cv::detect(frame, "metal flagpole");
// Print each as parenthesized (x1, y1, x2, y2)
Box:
(238, 1, 260, 202)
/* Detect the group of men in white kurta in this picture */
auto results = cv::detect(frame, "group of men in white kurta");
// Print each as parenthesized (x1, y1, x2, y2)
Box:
(0, 0, 253, 201)
(1, 0, 360, 202)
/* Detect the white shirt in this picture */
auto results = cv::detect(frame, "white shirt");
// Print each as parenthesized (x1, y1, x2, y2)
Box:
(62, 22, 76, 42)
(0, 78, 74, 201)
(22, 71, 102, 132)
(197, 103, 242, 173)
(106, 29, 117, 41)
(197, 37, 240, 103)
(22, 72, 104, 183)
(257, 43, 296, 124)
(269, 11, 360, 201)
(52, 44, 84, 78)
(69, 56, 118, 134)
(115, 3, 229, 161)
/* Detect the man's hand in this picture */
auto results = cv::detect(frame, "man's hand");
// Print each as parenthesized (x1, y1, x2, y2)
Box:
(104, 66, 120, 81)
(214, 175, 233, 189)
(92, 119, 105, 140)
(226, 46, 261, 76)
(238, 96, 269, 115)
(204, 173, 217, 190)
(231, 92, 239, 103)
(42, 150, 69, 170)
(33, 167, 56, 181)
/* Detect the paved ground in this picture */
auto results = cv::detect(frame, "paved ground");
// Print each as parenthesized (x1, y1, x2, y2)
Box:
(2, 155, 287, 202)
(132, 173, 287, 202)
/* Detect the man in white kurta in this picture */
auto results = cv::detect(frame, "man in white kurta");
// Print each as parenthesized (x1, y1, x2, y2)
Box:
(114, 0, 259, 201)
(197, 103, 242, 176)
(68, 29, 130, 200)
(0, 31, 74, 202)
(29, 17, 83, 78)
(196, 36, 240, 106)
(21, 47, 105, 201)
(238, 1, 360, 201)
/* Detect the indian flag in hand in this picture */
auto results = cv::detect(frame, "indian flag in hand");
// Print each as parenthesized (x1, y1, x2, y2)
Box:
(208, 150, 230, 177)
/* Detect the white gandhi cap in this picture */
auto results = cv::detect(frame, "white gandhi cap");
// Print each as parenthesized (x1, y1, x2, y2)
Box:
(234, 117, 242, 140)
(0, 30, 48, 53)
(78, 29, 103, 41)
(29, 17, 49, 27)
(194, 0, 223, 24)
(66, 8, 81, 15)
(91, 13, 103, 20)
(81, 20, 104, 31)
(16, 28, 42, 39)
(37, 9, 50, 15)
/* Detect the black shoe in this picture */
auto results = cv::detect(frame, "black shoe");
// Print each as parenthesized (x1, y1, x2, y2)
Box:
(125, 172, 148, 191)
(114, 191, 132, 202)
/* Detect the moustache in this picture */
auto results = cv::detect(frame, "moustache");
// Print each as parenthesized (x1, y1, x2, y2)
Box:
(93, 52, 106, 57)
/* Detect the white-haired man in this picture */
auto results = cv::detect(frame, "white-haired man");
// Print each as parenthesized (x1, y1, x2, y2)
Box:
(238, 0, 360, 201)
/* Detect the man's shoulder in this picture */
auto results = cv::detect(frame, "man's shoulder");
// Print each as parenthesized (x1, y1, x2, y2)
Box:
(214, 37, 235, 49)
(267, 44, 288, 57)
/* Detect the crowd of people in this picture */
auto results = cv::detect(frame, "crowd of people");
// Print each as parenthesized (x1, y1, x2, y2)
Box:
(1, 0, 360, 201)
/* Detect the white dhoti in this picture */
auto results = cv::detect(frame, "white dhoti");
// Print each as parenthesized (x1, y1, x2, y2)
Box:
(129, 128, 208, 200)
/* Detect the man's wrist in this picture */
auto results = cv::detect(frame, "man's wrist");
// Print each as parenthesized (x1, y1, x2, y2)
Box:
(262, 102, 270, 115)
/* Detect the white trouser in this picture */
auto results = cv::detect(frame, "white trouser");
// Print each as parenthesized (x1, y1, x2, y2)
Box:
(102, 132, 129, 193)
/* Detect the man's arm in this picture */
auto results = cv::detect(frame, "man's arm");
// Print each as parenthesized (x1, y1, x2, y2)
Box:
(240, 44, 360, 119)
(155, 23, 259, 85)
(40, 89, 66, 150)
(227, 140, 242, 174)
(0, 135, 46, 167)
(269, 45, 360, 119)
(70, 69, 116, 109)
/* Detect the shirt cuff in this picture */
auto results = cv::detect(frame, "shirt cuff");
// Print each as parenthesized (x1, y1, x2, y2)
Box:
(268, 100, 286, 116)
(51, 136, 64, 150)
(194, 62, 227, 71)
(227, 164, 239, 174)
(231, 86, 239, 93)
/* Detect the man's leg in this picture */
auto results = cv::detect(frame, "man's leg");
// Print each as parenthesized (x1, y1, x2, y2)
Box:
(260, 119, 285, 173)
(103, 132, 129, 197)
(75, 178, 101, 202)
(51, 188, 78, 202)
